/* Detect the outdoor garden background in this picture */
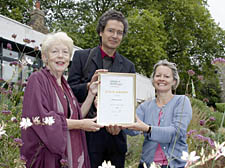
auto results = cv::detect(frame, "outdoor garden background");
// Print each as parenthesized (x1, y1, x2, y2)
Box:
(0, 0, 225, 167)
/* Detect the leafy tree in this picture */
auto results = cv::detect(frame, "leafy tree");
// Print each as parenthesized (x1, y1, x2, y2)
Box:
(0, 0, 33, 23)
(1, 0, 225, 103)
(146, 0, 225, 95)
(119, 9, 168, 76)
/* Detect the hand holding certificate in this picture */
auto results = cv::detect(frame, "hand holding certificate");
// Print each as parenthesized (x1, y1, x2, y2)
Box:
(97, 72, 136, 125)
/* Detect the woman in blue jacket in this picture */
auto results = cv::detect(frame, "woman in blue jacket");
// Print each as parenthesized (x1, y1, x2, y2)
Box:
(124, 60, 192, 168)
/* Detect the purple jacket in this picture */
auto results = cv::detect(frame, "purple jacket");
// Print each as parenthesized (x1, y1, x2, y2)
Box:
(21, 68, 90, 168)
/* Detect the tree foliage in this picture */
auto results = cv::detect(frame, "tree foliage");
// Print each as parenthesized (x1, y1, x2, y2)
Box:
(120, 9, 168, 76)
(1, 0, 224, 102)
(0, 0, 33, 23)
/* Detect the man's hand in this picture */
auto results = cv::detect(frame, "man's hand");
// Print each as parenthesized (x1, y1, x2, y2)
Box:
(105, 124, 121, 135)
(89, 81, 100, 96)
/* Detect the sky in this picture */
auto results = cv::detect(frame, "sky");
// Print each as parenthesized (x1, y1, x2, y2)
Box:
(207, 0, 225, 29)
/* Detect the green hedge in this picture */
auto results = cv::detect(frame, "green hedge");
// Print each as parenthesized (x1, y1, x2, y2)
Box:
(215, 103, 225, 113)
(190, 98, 225, 131)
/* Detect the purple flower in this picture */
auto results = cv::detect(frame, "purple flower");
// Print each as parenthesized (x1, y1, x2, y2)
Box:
(1, 110, 11, 115)
(197, 75, 204, 81)
(201, 136, 209, 142)
(0, 78, 4, 82)
(193, 134, 211, 144)
(211, 57, 225, 65)
(209, 116, 216, 121)
(7, 90, 12, 95)
(22, 82, 27, 87)
(9, 61, 19, 66)
(23, 38, 31, 44)
(187, 70, 195, 76)
(207, 138, 215, 147)
(199, 120, 205, 126)
(12, 33, 17, 39)
(2, 89, 12, 95)
(14, 138, 24, 147)
(7, 43, 12, 50)
(187, 129, 197, 136)
(203, 98, 209, 103)
(193, 134, 205, 141)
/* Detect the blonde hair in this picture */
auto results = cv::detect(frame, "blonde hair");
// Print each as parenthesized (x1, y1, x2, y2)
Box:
(41, 32, 74, 64)
(151, 59, 180, 90)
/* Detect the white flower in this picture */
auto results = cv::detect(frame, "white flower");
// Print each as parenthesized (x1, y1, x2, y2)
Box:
(200, 147, 204, 156)
(0, 121, 7, 138)
(42, 116, 55, 126)
(25, 57, 33, 65)
(214, 141, 225, 160)
(98, 160, 115, 168)
(181, 151, 200, 163)
(11, 116, 17, 122)
(143, 162, 148, 168)
(149, 162, 161, 168)
(20, 117, 32, 130)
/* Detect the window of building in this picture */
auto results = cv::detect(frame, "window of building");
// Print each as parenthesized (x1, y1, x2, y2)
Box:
(0, 45, 41, 83)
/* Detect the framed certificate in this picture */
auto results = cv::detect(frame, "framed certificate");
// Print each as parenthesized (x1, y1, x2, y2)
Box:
(97, 72, 136, 125)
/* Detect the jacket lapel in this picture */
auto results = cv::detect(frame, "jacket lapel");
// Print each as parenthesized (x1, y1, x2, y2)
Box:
(91, 47, 103, 69)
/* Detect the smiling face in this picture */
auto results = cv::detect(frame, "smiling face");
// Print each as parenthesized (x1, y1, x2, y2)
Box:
(153, 65, 176, 93)
(43, 43, 70, 78)
(100, 20, 124, 51)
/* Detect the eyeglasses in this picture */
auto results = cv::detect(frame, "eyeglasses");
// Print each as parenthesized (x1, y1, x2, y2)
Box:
(106, 28, 124, 37)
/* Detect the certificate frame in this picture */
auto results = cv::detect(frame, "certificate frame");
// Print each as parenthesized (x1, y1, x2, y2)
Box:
(97, 72, 136, 125)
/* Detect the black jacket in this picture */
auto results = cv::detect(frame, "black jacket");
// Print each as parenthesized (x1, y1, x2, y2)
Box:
(67, 46, 135, 154)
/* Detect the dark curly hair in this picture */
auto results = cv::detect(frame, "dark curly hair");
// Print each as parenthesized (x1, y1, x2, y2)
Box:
(96, 9, 128, 42)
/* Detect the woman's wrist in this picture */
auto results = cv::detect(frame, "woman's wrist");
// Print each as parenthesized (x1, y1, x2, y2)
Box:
(87, 82, 90, 90)
(88, 89, 96, 97)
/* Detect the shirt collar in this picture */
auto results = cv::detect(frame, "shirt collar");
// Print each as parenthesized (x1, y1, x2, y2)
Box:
(100, 46, 116, 60)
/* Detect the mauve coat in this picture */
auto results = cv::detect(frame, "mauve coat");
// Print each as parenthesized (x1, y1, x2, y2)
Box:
(21, 68, 90, 168)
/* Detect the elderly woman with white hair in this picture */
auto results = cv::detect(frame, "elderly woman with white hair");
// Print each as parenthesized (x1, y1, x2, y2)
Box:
(123, 59, 192, 168)
(21, 32, 103, 168)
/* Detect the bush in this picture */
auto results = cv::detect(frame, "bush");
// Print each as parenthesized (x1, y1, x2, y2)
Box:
(0, 82, 25, 167)
(125, 134, 144, 167)
(215, 103, 225, 113)
(190, 98, 224, 131)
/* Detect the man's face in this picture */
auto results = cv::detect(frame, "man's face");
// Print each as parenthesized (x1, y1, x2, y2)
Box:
(100, 20, 124, 50)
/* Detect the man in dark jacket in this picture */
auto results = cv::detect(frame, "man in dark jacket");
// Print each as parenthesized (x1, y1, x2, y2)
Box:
(68, 9, 135, 168)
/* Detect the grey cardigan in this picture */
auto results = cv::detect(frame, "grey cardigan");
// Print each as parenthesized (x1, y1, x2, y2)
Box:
(125, 95, 192, 168)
